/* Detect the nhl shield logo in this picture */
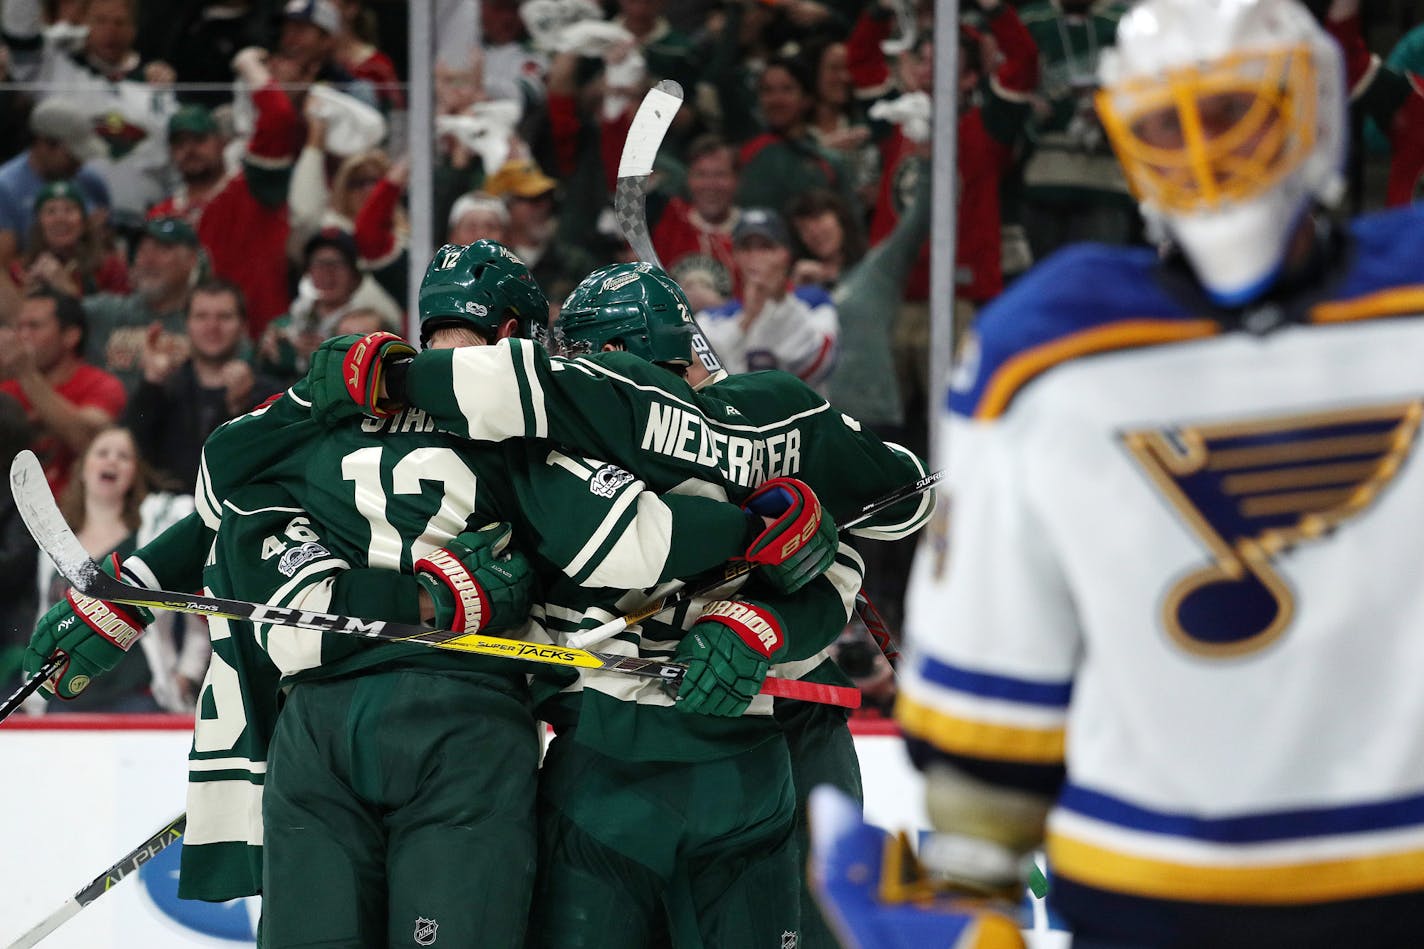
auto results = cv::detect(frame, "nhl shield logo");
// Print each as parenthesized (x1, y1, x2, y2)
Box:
(780, 931, 799, 949)
(414, 917, 438, 945)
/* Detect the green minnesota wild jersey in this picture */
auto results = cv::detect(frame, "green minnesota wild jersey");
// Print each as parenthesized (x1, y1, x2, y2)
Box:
(396, 340, 935, 759)
(168, 381, 761, 902)
(401, 339, 933, 537)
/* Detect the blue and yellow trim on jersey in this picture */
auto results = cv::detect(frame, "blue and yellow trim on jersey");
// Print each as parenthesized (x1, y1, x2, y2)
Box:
(897, 655, 1070, 765)
(1310, 202, 1424, 326)
(948, 243, 1219, 420)
(1048, 783, 1424, 904)
(951, 205, 1424, 421)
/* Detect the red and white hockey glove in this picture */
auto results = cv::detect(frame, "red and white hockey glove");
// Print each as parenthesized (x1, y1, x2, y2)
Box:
(742, 477, 838, 594)
(308, 331, 417, 427)
(23, 554, 153, 699)
(674, 599, 786, 716)
(414, 523, 534, 636)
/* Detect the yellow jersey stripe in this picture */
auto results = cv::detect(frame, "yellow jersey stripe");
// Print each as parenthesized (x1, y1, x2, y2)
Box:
(1049, 832, 1424, 904)
(1310, 286, 1424, 324)
(897, 693, 1066, 764)
(976, 320, 1220, 420)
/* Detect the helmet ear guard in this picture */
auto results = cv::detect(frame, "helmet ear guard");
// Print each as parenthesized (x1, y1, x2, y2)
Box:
(1095, 0, 1346, 306)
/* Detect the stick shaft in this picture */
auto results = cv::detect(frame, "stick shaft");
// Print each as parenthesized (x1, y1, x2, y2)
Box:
(0, 654, 61, 726)
(5, 815, 186, 949)
(9, 451, 855, 707)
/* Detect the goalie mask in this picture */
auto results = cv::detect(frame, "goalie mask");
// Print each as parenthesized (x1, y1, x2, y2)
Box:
(557, 263, 697, 369)
(1095, 0, 1346, 306)
(418, 240, 549, 348)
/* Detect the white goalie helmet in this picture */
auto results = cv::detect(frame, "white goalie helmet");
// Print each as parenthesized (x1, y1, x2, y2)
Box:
(1095, 0, 1347, 305)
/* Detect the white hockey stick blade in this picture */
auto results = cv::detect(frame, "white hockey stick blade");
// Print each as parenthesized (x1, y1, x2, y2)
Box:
(617, 79, 683, 179)
(11, 452, 100, 594)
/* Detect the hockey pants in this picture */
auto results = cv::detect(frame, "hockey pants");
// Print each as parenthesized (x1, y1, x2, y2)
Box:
(528, 731, 801, 948)
(260, 669, 539, 948)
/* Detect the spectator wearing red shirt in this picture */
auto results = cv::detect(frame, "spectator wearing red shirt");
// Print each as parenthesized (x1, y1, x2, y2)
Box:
(0, 289, 126, 497)
(147, 48, 300, 335)
(652, 135, 744, 313)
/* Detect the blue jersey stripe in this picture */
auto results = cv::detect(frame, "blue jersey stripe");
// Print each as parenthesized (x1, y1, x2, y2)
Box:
(1060, 783, 1424, 843)
(916, 655, 1073, 707)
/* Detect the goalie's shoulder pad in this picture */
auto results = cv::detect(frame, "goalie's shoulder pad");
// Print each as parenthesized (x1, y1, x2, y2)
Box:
(951, 244, 1217, 421)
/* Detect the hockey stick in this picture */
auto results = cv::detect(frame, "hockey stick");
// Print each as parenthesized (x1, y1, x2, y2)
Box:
(566, 468, 945, 650)
(5, 814, 186, 949)
(0, 654, 62, 727)
(10, 453, 857, 708)
(613, 80, 727, 381)
(614, 79, 680, 270)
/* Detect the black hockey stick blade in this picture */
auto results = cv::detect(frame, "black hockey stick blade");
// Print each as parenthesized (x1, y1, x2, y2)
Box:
(4, 814, 186, 949)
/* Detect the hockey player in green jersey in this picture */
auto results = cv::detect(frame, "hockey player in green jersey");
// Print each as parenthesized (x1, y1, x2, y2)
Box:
(25, 245, 840, 948)
(304, 262, 934, 947)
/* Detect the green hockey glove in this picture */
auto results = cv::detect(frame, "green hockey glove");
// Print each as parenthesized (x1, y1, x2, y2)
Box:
(24, 554, 154, 700)
(308, 331, 417, 427)
(414, 522, 533, 636)
(674, 599, 786, 717)
(742, 477, 838, 594)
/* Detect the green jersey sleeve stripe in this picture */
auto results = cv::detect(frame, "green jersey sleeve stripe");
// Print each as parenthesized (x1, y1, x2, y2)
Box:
(565, 481, 651, 583)
(444, 340, 546, 440)
(849, 441, 936, 540)
(576, 491, 676, 589)
(256, 560, 348, 674)
(195, 451, 222, 530)
(189, 757, 268, 774)
(514, 339, 549, 438)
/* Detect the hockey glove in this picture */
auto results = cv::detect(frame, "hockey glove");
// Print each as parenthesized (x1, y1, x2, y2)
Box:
(742, 477, 838, 594)
(674, 599, 785, 716)
(308, 332, 417, 427)
(24, 554, 154, 700)
(414, 522, 534, 636)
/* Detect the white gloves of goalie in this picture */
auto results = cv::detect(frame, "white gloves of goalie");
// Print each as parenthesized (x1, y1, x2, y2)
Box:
(869, 92, 933, 145)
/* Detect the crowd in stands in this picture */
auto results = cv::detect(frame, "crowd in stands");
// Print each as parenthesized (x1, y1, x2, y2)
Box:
(0, 0, 1419, 715)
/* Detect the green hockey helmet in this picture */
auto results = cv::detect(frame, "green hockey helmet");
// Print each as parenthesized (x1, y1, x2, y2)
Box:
(417, 240, 549, 347)
(556, 263, 696, 368)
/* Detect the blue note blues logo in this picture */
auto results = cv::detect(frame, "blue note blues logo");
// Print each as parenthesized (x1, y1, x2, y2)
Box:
(1123, 401, 1421, 657)
(139, 841, 257, 942)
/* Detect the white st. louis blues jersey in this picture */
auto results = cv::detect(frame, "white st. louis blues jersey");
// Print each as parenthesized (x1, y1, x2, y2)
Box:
(898, 203, 1424, 914)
